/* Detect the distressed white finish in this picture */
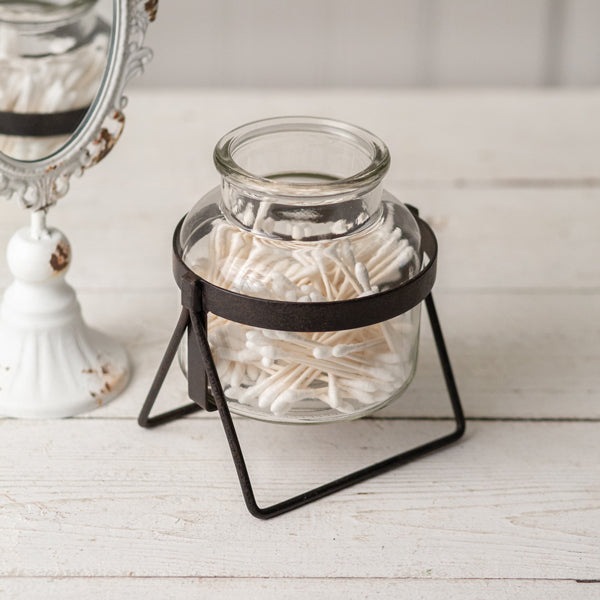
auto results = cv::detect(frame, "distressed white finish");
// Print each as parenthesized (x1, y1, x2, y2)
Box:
(0, 419, 599, 579)
(0, 90, 599, 598)
(139, 0, 600, 87)
(0, 0, 155, 418)
(0, 225, 128, 417)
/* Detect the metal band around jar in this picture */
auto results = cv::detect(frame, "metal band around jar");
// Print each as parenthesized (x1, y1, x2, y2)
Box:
(172, 206, 438, 332)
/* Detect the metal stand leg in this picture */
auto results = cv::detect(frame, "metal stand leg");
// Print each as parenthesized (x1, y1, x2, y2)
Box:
(139, 294, 466, 519)
(138, 308, 203, 428)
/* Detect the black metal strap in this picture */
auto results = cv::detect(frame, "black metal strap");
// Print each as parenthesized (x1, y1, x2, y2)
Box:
(0, 107, 89, 137)
(172, 206, 438, 332)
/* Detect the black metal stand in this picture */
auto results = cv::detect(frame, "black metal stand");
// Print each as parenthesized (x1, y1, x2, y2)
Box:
(138, 294, 465, 519)
(138, 207, 465, 519)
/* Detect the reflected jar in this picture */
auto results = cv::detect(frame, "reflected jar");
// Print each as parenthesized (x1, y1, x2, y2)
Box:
(0, 0, 111, 160)
(179, 117, 422, 423)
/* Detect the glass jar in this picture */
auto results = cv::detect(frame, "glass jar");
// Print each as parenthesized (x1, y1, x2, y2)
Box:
(179, 117, 422, 424)
(0, 0, 111, 160)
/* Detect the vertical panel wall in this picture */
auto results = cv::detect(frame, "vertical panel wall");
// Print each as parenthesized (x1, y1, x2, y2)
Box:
(558, 0, 600, 85)
(140, 0, 600, 87)
(434, 0, 547, 85)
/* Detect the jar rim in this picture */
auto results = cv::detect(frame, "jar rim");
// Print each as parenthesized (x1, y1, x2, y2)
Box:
(213, 116, 391, 198)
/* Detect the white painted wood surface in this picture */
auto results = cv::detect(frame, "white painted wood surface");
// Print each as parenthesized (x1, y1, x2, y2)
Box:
(139, 0, 600, 87)
(2, 578, 600, 600)
(0, 90, 599, 598)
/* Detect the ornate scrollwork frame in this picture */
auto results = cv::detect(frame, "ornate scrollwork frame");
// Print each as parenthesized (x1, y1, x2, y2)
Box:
(0, 0, 156, 211)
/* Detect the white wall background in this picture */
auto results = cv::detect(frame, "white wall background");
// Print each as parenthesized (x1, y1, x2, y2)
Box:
(139, 0, 600, 87)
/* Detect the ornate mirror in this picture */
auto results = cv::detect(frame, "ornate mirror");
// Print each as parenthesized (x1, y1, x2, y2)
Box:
(0, 0, 156, 417)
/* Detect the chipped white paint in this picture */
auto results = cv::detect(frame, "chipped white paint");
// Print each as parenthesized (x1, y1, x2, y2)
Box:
(0, 222, 128, 417)
(0, 0, 155, 417)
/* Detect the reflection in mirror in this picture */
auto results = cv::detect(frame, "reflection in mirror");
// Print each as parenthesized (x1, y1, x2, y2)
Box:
(0, 0, 112, 161)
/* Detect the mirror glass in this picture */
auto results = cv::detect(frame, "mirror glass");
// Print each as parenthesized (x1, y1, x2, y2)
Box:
(0, 0, 113, 161)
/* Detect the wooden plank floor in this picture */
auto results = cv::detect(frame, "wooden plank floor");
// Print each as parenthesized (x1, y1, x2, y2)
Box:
(1, 90, 598, 598)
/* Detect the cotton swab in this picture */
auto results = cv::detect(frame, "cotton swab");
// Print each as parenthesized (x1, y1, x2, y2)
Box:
(191, 210, 420, 417)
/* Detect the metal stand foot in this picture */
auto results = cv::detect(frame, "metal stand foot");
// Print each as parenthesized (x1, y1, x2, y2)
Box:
(138, 294, 465, 520)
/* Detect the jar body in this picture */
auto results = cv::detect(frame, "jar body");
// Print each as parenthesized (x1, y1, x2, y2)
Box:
(180, 117, 423, 423)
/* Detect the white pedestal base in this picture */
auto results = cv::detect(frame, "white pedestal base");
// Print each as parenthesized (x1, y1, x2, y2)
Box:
(0, 222, 129, 418)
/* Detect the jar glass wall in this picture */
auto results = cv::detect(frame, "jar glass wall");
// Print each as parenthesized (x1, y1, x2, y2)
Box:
(180, 117, 423, 423)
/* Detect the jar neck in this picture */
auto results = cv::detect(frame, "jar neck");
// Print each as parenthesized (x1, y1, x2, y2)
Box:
(219, 177, 385, 241)
(214, 117, 390, 242)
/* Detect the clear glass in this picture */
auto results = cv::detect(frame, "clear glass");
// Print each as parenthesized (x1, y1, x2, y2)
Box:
(180, 117, 422, 423)
(0, 0, 112, 161)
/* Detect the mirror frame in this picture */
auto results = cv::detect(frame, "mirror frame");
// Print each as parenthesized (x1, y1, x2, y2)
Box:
(0, 0, 157, 211)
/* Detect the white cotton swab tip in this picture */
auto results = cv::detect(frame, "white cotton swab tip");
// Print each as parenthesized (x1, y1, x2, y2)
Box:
(313, 346, 333, 359)
(354, 262, 371, 292)
(331, 344, 359, 357)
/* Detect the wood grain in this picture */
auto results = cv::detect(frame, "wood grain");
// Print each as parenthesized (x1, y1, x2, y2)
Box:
(96, 89, 600, 184)
(1, 578, 599, 600)
(0, 90, 598, 597)
(0, 420, 598, 579)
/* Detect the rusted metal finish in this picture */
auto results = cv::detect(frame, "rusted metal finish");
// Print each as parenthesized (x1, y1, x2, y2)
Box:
(87, 110, 126, 167)
(49, 240, 70, 273)
(144, 0, 158, 22)
(84, 360, 126, 407)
